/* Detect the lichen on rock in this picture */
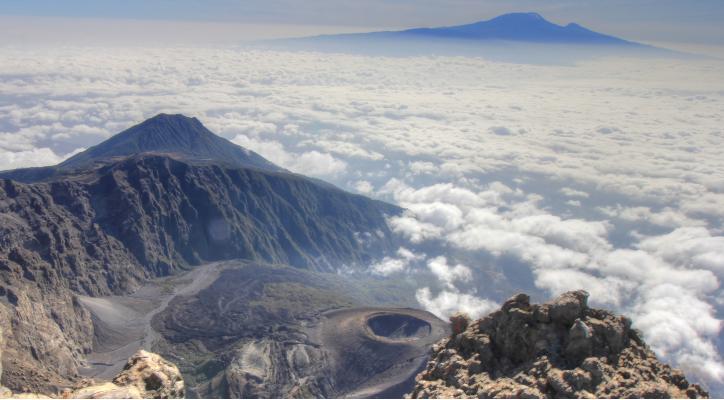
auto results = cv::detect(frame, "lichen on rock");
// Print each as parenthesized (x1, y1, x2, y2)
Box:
(408, 290, 709, 399)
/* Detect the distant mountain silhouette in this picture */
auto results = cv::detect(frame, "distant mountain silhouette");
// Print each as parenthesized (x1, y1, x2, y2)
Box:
(265, 12, 683, 63)
(388, 12, 640, 45)
(298, 12, 646, 47)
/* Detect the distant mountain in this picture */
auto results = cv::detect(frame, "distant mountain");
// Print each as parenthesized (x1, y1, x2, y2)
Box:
(61, 114, 281, 172)
(388, 12, 640, 45)
(299, 12, 646, 47)
(267, 12, 680, 62)
(0, 115, 401, 393)
(0, 114, 282, 183)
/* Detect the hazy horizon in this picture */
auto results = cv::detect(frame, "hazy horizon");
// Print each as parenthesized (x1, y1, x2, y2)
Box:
(1, 1, 724, 54)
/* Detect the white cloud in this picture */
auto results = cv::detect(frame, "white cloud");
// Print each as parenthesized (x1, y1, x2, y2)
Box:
(370, 247, 423, 276)
(416, 287, 499, 319)
(0, 148, 64, 170)
(408, 161, 437, 175)
(292, 150, 347, 177)
(0, 147, 85, 171)
(0, 45, 722, 390)
(566, 199, 582, 207)
(382, 178, 723, 384)
(352, 180, 374, 195)
(637, 227, 724, 276)
(232, 134, 346, 178)
(370, 257, 407, 276)
(560, 187, 589, 198)
(599, 205, 707, 229)
(426, 256, 472, 289)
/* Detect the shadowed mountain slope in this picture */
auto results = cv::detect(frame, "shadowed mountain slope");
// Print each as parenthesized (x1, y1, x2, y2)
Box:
(0, 115, 401, 393)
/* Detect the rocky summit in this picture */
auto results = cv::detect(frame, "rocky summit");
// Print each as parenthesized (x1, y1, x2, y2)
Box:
(409, 290, 709, 399)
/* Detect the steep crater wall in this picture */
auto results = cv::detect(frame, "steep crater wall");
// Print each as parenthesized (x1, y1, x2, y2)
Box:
(367, 313, 432, 340)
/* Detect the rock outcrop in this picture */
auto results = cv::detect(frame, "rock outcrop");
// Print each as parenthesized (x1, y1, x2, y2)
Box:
(409, 291, 709, 399)
(0, 327, 11, 398)
(0, 350, 183, 399)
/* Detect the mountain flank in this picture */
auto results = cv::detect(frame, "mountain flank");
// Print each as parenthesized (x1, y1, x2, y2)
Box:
(409, 291, 709, 399)
(0, 114, 401, 393)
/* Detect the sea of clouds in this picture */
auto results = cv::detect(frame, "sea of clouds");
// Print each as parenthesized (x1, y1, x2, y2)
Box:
(0, 45, 722, 391)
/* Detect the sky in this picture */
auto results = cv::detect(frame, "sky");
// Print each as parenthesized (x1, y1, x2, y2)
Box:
(1, 0, 724, 48)
(1, 0, 724, 395)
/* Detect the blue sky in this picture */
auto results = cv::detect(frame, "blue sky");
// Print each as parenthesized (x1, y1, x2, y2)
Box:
(1, 0, 723, 45)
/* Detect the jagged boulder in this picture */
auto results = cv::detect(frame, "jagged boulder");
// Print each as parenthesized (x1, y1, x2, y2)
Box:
(450, 312, 471, 335)
(408, 290, 709, 399)
(548, 290, 588, 326)
(2, 350, 183, 399)
(110, 350, 184, 399)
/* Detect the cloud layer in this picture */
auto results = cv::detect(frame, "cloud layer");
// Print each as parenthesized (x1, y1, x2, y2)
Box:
(0, 45, 722, 390)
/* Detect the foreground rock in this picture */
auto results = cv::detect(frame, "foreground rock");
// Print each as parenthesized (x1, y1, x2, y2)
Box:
(0, 328, 11, 398)
(409, 291, 709, 399)
(1, 350, 183, 399)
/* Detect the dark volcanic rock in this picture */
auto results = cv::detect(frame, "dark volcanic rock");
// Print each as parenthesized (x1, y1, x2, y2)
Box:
(151, 264, 447, 398)
(0, 115, 401, 393)
(409, 291, 709, 399)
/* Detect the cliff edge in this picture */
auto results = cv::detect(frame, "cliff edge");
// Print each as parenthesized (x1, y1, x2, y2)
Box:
(1, 347, 184, 399)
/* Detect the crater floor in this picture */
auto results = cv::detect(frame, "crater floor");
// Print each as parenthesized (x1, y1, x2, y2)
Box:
(78, 261, 448, 398)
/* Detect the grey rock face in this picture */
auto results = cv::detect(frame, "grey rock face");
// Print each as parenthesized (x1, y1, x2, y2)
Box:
(0, 115, 400, 394)
(409, 291, 709, 399)
(0, 327, 10, 398)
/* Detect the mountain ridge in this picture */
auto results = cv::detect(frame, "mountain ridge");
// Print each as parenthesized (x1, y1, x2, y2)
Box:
(286, 12, 648, 47)
(265, 12, 685, 62)
(0, 115, 401, 393)
(389, 12, 641, 46)
(0, 113, 283, 183)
